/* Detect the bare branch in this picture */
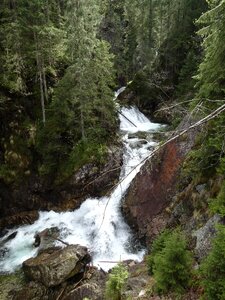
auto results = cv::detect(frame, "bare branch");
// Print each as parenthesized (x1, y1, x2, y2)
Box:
(98, 103, 225, 230)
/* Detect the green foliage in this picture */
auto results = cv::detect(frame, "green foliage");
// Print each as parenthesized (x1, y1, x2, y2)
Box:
(105, 263, 129, 300)
(209, 181, 225, 216)
(57, 141, 107, 184)
(147, 229, 171, 275)
(200, 224, 225, 300)
(195, 0, 225, 99)
(148, 230, 193, 295)
(181, 111, 225, 181)
(36, 5, 118, 179)
(0, 0, 118, 184)
(185, 0, 225, 182)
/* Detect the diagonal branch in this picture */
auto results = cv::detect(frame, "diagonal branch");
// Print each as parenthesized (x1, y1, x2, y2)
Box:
(98, 103, 225, 230)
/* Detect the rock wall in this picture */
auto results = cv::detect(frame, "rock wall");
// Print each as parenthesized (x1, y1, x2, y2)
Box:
(122, 118, 199, 245)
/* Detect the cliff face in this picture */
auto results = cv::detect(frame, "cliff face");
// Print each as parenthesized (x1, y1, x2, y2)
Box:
(122, 118, 199, 245)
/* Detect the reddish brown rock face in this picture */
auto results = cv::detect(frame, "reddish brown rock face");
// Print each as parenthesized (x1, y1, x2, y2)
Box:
(122, 126, 198, 244)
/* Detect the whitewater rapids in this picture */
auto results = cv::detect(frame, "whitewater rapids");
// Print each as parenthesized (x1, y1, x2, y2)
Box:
(0, 104, 163, 273)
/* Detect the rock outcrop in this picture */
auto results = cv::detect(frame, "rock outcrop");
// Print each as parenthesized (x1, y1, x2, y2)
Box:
(23, 244, 91, 287)
(4, 228, 107, 300)
(122, 117, 200, 244)
(10, 241, 106, 300)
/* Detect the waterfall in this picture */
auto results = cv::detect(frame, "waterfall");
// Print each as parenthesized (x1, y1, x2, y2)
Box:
(0, 93, 163, 273)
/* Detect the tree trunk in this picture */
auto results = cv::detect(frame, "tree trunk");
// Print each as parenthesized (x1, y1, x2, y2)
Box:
(34, 32, 46, 125)
(39, 71, 46, 124)
(43, 68, 48, 103)
(80, 108, 85, 140)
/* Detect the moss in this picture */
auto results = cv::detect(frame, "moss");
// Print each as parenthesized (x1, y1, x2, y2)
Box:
(54, 141, 108, 185)
(0, 271, 26, 300)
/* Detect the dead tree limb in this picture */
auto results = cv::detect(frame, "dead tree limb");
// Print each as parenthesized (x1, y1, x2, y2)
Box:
(98, 103, 225, 230)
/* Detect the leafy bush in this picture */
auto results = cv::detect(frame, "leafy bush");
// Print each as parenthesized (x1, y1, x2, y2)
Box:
(105, 263, 128, 300)
(149, 230, 193, 294)
(200, 225, 225, 300)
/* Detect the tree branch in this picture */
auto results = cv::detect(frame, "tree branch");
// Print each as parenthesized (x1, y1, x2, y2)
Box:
(98, 103, 225, 230)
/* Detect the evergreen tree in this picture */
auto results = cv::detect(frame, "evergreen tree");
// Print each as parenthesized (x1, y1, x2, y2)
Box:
(201, 225, 225, 300)
(105, 263, 129, 300)
(0, 0, 66, 122)
(188, 0, 225, 177)
(152, 230, 193, 294)
(37, 0, 117, 180)
(196, 0, 225, 99)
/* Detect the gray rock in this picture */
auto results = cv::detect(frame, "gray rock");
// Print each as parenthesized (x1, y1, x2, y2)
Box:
(193, 215, 221, 261)
(12, 281, 49, 300)
(62, 283, 103, 300)
(33, 227, 60, 254)
(23, 244, 91, 287)
(196, 184, 207, 194)
(0, 231, 17, 248)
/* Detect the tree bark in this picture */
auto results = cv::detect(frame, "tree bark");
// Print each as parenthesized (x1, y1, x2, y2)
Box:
(34, 32, 46, 125)
(39, 70, 46, 124)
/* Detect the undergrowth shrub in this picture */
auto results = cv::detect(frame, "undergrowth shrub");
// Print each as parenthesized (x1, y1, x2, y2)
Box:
(209, 180, 225, 216)
(148, 230, 193, 295)
(200, 225, 225, 300)
(105, 263, 128, 300)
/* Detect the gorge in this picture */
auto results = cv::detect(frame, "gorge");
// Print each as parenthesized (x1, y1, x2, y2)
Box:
(0, 0, 225, 299)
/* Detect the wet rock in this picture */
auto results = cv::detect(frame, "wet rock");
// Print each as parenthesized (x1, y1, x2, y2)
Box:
(0, 231, 17, 259)
(34, 227, 60, 253)
(129, 139, 148, 149)
(23, 244, 91, 287)
(0, 231, 17, 247)
(128, 132, 148, 140)
(0, 228, 8, 238)
(0, 247, 9, 259)
(0, 211, 39, 231)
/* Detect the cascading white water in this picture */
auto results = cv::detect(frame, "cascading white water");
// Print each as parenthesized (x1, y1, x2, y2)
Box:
(0, 102, 163, 273)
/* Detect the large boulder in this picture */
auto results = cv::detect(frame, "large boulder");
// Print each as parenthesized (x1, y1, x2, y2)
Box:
(23, 244, 91, 287)
(12, 267, 106, 300)
(61, 269, 106, 300)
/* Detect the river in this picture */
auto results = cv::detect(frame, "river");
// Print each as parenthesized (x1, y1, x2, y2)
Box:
(0, 94, 163, 273)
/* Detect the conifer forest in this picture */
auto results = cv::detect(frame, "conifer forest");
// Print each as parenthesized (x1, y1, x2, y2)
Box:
(0, 1, 225, 299)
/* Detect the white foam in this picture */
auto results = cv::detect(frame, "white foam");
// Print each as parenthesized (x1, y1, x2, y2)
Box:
(120, 106, 162, 132)
(0, 105, 163, 273)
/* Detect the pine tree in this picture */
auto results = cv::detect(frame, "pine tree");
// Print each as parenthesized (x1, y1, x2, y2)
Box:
(37, 0, 117, 180)
(196, 0, 225, 99)
(152, 230, 193, 294)
(189, 0, 225, 176)
(201, 225, 225, 300)
(105, 263, 129, 300)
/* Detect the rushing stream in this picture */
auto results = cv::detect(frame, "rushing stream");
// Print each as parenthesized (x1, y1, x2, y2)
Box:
(0, 96, 163, 273)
